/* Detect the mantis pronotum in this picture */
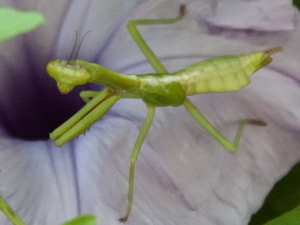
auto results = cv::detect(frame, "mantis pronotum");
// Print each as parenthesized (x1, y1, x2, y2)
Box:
(46, 5, 281, 223)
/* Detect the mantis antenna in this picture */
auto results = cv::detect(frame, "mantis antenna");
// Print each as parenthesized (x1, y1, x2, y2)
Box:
(46, 4, 282, 223)
(66, 31, 78, 62)
(67, 30, 92, 63)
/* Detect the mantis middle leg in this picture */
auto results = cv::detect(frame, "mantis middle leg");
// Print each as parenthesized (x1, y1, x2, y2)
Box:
(119, 105, 155, 222)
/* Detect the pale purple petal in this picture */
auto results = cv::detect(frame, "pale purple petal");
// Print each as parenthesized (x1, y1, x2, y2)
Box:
(202, 0, 297, 31)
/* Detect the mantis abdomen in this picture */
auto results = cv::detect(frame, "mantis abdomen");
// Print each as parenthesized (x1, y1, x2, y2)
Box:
(135, 47, 281, 106)
(174, 48, 281, 95)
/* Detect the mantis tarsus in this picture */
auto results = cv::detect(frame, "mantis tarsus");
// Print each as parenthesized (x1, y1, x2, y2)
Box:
(46, 5, 282, 223)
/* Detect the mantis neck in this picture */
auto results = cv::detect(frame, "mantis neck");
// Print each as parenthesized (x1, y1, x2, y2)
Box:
(83, 61, 139, 92)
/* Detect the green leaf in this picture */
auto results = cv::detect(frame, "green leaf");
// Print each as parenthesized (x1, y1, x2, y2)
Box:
(263, 206, 300, 225)
(0, 7, 44, 42)
(60, 215, 96, 225)
(249, 161, 300, 224)
(294, 0, 300, 10)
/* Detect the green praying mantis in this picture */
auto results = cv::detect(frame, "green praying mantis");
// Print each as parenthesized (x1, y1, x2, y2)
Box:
(46, 5, 282, 223)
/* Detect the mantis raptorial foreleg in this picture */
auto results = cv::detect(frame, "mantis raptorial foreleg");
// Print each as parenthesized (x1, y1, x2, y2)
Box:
(50, 88, 120, 146)
(79, 90, 105, 103)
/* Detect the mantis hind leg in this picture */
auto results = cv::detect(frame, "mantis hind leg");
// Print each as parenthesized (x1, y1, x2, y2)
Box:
(127, 5, 185, 74)
(119, 106, 155, 222)
(183, 99, 267, 152)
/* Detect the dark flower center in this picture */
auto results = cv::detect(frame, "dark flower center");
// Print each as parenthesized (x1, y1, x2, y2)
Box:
(0, 56, 86, 140)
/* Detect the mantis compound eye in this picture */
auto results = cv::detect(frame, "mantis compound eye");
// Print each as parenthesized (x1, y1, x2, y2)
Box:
(46, 59, 91, 94)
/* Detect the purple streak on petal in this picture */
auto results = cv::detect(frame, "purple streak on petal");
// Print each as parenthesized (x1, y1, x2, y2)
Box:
(92, 1, 146, 64)
(202, 19, 289, 36)
(268, 66, 300, 85)
(54, 1, 93, 59)
(8, 0, 18, 8)
(70, 141, 82, 214)
(201, 0, 296, 32)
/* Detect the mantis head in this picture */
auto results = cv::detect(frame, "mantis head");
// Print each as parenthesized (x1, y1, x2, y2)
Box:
(46, 59, 90, 94)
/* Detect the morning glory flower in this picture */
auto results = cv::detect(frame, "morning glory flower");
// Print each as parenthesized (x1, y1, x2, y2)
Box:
(0, 0, 300, 225)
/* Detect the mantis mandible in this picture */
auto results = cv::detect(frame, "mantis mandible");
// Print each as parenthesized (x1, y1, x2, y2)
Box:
(46, 5, 281, 222)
